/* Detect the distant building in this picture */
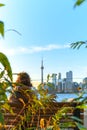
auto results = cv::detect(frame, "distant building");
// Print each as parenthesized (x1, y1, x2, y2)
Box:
(51, 73, 57, 89)
(66, 71, 73, 92)
(66, 71, 73, 82)
(43, 70, 85, 93)
(82, 77, 87, 92)
(58, 73, 61, 80)
(57, 73, 62, 92)
(62, 78, 67, 92)
(50, 71, 74, 93)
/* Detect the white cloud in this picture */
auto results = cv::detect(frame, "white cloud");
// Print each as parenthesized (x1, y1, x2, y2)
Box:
(0, 43, 70, 56)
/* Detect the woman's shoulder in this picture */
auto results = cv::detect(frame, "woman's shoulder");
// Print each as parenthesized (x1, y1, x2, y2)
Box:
(14, 85, 32, 91)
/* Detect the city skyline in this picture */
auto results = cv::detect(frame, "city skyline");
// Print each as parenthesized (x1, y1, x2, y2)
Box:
(0, 1, 87, 84)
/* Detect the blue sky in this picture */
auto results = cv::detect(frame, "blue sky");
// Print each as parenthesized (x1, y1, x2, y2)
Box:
(0, 0, 87, 84)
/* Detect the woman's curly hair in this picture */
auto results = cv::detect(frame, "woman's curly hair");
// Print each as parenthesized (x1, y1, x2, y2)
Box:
(16, 72, 32, 87)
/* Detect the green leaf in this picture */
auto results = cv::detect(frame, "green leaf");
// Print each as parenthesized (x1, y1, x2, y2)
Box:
(47, 82, 54, 88)
(47, 74, 51, 82)
(74, 0, 86, 8)
(0, 52, 13, 81)
(0, 112, 4, 125)
(0, 3, 5, 7)
(2, 103, 14, 114)
(76, 104, 87, 109)
(46, 126, 53, 130)
(0, 21, 4, 37)
(70, 41, 86, 49)
(71, 116, 83, 123)
(0, 70, 5, 79)
(75, 122, 86, 130)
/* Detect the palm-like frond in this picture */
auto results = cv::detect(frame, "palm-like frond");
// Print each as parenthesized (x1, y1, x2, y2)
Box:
(70, 41, 87, 49)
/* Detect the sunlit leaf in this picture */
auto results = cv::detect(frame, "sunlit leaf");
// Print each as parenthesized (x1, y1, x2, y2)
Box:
(0, 21, 4, 37)
(19, 98, 26, 106)
(74, 0, 86, 8)
(2, 103, 14, 114)
(0, 52, 13, 81)
(76, 104, 87, 109)
(0, 3, 5, 7)
(46, 126, 53, 130)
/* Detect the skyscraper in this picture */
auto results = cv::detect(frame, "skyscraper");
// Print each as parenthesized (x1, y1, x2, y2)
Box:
(66, 71, 73, 82)
(66, 71, 73, 92)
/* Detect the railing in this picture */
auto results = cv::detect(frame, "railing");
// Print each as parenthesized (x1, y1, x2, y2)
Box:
(2, 102, 84, 130)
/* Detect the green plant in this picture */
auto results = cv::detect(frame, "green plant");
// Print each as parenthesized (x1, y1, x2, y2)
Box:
(0, 52, 13, 129)
(0, 3, 5, 38)
(8, 75, 86, 130)
(0, 1, 86, 129)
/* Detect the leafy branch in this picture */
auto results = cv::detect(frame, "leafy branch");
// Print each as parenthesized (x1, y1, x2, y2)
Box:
(70, 41, 87, 49)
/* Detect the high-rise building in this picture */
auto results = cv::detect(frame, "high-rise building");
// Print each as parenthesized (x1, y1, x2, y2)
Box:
(51, 73, 57, 90)
(66, 71, 73, 82)
(58, 73, 61, 80)
(66, 71, 73, 92)
(52, 73, 57, 85)
(57, 73, 62, 92)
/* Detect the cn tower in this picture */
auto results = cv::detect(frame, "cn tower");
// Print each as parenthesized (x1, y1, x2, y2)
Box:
(41, 58, 44, 84)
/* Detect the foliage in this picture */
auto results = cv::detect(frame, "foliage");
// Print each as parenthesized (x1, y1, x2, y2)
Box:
(0, 52, 13, 128)
(0, 3, 21, 38)
(0, 52, 13, 81)
(37, 74, 56, 93)
(0, 21, 4, 37)
(0, 3, 5, 7)
(0, 3, 5, 37)
(3, 74, 85, 130)
(0, 1, 86, 130)
(74, 0, 86, 7)
(70, 41, 87, 49)
(6, 79, 86, 130)
(71, 0, 87, 49)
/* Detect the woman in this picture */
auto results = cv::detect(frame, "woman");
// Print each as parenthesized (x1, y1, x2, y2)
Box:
(9, 72, 33, 105)
(8, 72, 34, 130)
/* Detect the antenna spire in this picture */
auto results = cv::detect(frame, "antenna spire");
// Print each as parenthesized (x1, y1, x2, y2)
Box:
(41, 58, 44, 83)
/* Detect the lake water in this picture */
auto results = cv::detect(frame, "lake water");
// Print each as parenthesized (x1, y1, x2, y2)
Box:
(55, 93, 87, 102)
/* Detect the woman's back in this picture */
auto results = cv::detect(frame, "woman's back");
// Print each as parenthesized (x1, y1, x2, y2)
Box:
(9, 72, 33, 104)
